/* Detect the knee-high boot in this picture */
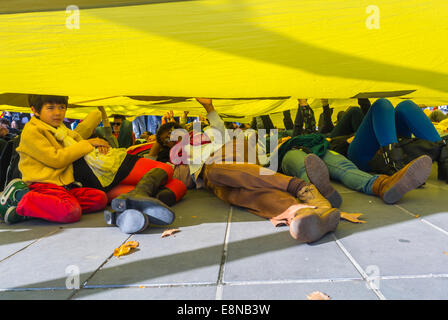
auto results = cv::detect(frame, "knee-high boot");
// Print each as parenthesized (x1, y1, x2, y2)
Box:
(111, 168, 175, 225)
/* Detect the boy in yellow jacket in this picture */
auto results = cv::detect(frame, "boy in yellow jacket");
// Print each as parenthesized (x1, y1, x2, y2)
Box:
(0, 95, 109, 224)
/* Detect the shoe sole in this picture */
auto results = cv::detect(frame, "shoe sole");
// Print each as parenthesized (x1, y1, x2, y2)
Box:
(111, 196, 175, 225)
(115, 209, 150, 234)
(0, 178, 28, 206)
(304, 154, 342, 208)
(289, 208, 340, 243)
(382, 155, 432, 204)
(4, 206, 26, 225)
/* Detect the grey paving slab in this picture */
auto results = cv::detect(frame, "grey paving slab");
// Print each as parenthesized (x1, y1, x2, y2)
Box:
(0, 211, 129, 289)
(73, 285, 217, 300)
(221, 281, 379, 300)
(0, 289, 73, 300)
(86, 190, 231, 286)
(0, 219, 60, 261)
(335, 192, 448, 276)
(392, 179, 448, 217)
(380, 277, 448, 300)
(223, 207, 362, 282)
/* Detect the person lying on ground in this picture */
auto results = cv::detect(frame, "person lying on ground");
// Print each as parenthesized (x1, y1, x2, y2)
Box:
(148, 98, 343, 243)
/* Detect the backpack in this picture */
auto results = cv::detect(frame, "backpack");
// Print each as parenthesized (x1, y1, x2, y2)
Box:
(4, 134, 22, 189)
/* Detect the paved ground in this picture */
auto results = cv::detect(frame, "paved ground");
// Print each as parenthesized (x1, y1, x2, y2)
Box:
(1, 166, 447, 300)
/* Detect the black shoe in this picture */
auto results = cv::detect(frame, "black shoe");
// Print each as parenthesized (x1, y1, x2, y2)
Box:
(380, 143, 407, 174)
(105, 209, 149, 234)
(111, 195, 175, 226)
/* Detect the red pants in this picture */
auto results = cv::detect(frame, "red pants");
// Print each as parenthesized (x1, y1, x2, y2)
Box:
(17, 183, 108, 223)
(106, 158, 187, 203)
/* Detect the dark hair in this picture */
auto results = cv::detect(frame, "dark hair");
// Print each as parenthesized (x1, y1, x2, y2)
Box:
(28, 94, 68, 113)
(156, 122, 182, 145)
(0, 118, 10, 126)
(112, 114, 126, 121)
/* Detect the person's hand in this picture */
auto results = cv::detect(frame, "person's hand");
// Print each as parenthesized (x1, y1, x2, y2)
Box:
(298, 99, 308, 106)
(0, 125, 8, 138)
(195, 98, 214, 113)
(97, 145, 110, 154)
(146, 135, 156, 143)
(87, 137, 110, 148)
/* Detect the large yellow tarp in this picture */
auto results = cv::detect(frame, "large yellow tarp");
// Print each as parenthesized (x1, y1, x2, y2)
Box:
(1, 0, 447, 117)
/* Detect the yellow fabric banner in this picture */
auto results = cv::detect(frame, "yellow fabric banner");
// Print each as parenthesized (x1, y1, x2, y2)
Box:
(1, 0, 447, 117)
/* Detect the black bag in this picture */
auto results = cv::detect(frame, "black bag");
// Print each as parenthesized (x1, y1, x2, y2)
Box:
(328, 135, 352, 157)
(4, 135, 22, 189)
(399, 137, 444, 161)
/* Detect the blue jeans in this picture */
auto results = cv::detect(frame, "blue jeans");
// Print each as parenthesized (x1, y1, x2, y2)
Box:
(348, 98, 441, 171)
(281, 149, 378, 195)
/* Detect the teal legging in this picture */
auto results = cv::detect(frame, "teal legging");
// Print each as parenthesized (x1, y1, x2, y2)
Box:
(348, 99, 441, 171)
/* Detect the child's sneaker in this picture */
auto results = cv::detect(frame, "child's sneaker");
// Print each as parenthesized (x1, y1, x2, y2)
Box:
(0, 179, 29, 218)
(3, 207, 28, 225)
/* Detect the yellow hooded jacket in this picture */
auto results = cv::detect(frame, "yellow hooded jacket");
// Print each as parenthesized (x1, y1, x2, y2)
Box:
(16, 116, 94, 186)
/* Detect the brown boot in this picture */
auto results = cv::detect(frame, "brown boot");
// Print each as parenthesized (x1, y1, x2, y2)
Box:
(296, 183, 333, 213)
(289, 207, 340, 243)
(372, 155, 432, 204)
(304, 154, 342, 208)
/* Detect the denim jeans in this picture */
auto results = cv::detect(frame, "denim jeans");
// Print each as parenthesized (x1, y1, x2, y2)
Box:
(281, 149, 378, 195)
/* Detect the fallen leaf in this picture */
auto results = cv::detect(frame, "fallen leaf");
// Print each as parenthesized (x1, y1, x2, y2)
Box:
(161, 228, 180, 238)
(192, 216, 197, 218)
(307, 291, 331, 300)
(113, 241, 139, 257)
(415, 215, 420, 218)
(340, 212, 366, 224)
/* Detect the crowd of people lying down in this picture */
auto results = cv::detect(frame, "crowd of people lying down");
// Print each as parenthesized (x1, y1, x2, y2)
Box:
(0, 95, 447, 243)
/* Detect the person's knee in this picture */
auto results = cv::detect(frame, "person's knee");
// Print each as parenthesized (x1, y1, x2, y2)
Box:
(372, 98, 394, 111)
(88, 190, 108, 212)
(281, 150, 306, 176)
(58, 203, 82, 223)
(395, 100, 418, 114)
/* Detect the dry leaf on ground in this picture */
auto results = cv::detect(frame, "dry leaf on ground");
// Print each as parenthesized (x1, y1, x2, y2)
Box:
(113, 241, 139, 257)
(340, 212, 366, 224)
(307, 291, 331, 300)
(161, 228, 180, 238)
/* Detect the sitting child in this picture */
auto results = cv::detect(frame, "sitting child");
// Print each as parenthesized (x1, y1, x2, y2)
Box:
(0, 94, 109, 224)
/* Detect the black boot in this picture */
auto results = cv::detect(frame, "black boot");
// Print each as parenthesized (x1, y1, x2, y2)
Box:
(380, 143, 407, 175)
(438, 142, 448, 183)
(105, 209, 150, 234)
(111, 168, 175, 225)
(156, 188, 177, 206)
